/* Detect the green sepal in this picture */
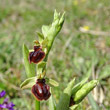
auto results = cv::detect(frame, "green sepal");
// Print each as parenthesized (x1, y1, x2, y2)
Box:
(56, 78, 75, 110)
(22, 44, 36, 77)
(20, 77, 37, 89)
(54, 10, 60, 21)
(69, 104, 79, 110)
(59, 12, 65, 25)
(29, 49, 34, 52)
(72, 77, 88, 96)
(41, 38, 49, 49)
(37, 32, 44, 43)
(74, 80, 99, 104)
(45, 78, 59, 87)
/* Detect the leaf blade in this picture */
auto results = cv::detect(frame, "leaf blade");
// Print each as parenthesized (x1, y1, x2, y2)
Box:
(49, 94, 56, 110)
(23, 44, 36, 77)
(56, 78, 75, 110)
(88, 93, 99, 110)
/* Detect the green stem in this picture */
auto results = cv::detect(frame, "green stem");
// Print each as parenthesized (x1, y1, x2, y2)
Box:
(36, 63, 40, 110)
(35, 100, 40, 110)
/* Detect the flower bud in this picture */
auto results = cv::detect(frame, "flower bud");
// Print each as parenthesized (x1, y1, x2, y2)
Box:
(73, 80, 98, 104)
(31, 79, 51, 101)
(29, 46, 45, 64)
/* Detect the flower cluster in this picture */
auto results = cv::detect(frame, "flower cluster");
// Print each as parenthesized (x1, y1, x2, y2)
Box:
(0, 90, 15, 110)
(20, 11, 65, 103)
(28, 46, 51, 101)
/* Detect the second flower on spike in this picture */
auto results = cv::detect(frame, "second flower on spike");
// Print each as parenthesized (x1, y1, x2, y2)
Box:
(29, 46, 45, 64)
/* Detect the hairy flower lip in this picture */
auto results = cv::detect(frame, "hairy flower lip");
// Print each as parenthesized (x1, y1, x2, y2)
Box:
(31, 79, 51, 101)
(29, 46, 45, 64)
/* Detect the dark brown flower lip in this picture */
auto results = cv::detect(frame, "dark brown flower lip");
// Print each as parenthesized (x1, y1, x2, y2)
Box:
(31, 79, 51, 101)
(28, 46, 45, 64)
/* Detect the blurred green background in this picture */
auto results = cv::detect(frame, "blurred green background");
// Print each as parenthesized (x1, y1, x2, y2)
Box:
(0, 0, 110, 110)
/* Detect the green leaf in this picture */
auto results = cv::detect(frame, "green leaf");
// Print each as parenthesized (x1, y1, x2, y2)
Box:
(23, 44, 36, 77)
(45, 78, 59, 87)
(56, 78, 75, 110)
(88, 93, 99, 110)
(20, 77, 36, 89)
(72, 77, 88, 96)
(74, 80, 99, 104)
(99, 65, 110, 80)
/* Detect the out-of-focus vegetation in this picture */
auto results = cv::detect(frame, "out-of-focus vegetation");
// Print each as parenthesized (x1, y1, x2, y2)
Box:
(0, 0, 110, 109)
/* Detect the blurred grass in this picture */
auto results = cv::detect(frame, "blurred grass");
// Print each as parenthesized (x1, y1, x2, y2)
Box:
(0, 0, 110, 109)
